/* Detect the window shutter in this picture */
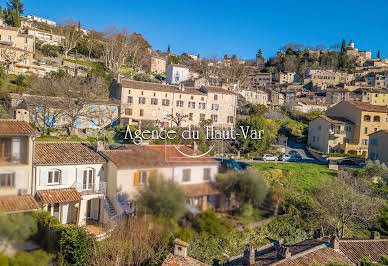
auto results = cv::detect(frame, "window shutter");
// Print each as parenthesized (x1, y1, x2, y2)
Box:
(62, 203, 69, 224)
(134, 172, 140, 186)
(61, 168, 68, 185)
(15, 170, 24, 190)
(40, 169, 48, 186)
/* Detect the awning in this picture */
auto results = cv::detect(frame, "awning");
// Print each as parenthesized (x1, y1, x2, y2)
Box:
(0, 195, 39, 213)
(37, 188, 82, 204)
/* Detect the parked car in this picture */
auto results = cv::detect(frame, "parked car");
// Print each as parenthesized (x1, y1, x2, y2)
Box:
(214, 158, 243, 172)
(337, 159, 358, 166)
(279, 154, 300, 162)
(289, 150, 302, 161)
(238, 161, 251, 169)
(261, 154, 278, 161)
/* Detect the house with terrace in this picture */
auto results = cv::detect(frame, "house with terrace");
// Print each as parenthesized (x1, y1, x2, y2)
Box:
(0, 119, 39, 214)
(101, 144, 224, 214)
(33, 142, 107, 226)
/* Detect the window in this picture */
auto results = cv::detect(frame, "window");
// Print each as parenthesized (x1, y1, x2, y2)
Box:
(140, 109, 144, 116)
(214, 94, 218, 100)
(163, 112, 168, 119)
(152, 110, 156, 117)
(111, 106, 117, 113)
(127, 96, 133, 104)
(374, 128, 378, 132)
(100, 105, 105, 111)
(176, 100, 184, 107)
(140, 171, 147, 185)
(48, 169, 61, 184)
(318, 125, 322, 131)
(203, 168, 211, 181)
(125, 108, 132, 115)
(364, 127, 368, 134)
(373, 116, 380, 122)
(182, 169, 191, 182)
(364, 115, 371, 121)
(139, 97, 146, 104)
(188, 101, 195, 108)
(189, 113, 193, 121)
(151, 98, 158, 105)
(22, 59, 28, 65)
(200, 114, 205, 121)
(90, 105, 96, 111)
(0, 173, 15, 187)
(49, 203, 60, 221)
(362, 139, 368, 146)
(83, 168, 95, 190)
(199, 103, 206, 109)
(162, 99, 170, 106)
(212, 115, 218, 122)
(312, 136, 316, 142)
(0, 138, 11, 162)
(7, 35, 11, 41)
(24, 37, 28, 43)
(228, 116, 234, 123)
(211, 104, 219, 111)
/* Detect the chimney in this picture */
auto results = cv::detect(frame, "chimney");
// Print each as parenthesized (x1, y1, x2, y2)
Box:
(370, 231, 380, 240)
(173, 239, 189, 259)
(330, 236, 339, 249)
(13, 109, 30, 123)
(95, 140, 105, 152)
(179, 83, 185, 91)
(243, 243, 255, 265)
(277, 246, 291, 259)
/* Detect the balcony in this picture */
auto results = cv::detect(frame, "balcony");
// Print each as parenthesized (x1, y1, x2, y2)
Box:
(329, 129, 345, 137)
(73, 181, 106, 195)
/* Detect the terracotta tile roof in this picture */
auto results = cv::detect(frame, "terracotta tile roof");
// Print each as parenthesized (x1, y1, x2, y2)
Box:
(343, 101, 388, 112)
(147, 145, 219, 166)
(338, 238, 388, 264)
(100, 146, 171, 169)
(199, 86, 239, 96)
(181, 183, 222, 197)
(230, 239, 352, 266)
(162, 253, 209, 266)
(319, 115, 354, 125)
(37, 188, 82, 204)
(0, 195, 39, 213)
(34, 142, 105, 165)
(0, 119, 37, 135)
(119, 79, 204, 95)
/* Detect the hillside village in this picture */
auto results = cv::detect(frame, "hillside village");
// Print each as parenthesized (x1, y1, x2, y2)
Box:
(0, 0, 388, 265)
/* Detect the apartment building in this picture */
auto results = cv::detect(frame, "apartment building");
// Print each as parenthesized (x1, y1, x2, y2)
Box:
(27, 29, 64, 46)
(166, 64, 190, 85)
(360, 88, 388, 105)
(102, 144, 223, 213)
(325, 88, 354, 104)
(368, 130, 388, 164)
(238, 88, 269, 105)
(26, 15, 56, 26)
(34, 142, 106, 226)
(0, 120, 39, 214)
(308, 101, 388, 156)
(249, 72, 272, 87)
(111, 79, 237, 127)
(274, 71, 299, 84)
(288, 100, 329, 113)
(0, 26, 36, 74)
(305, 69, 354, 88)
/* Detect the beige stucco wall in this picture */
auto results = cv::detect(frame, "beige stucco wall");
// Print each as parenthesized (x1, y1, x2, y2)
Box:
(368, 131, 388, 164)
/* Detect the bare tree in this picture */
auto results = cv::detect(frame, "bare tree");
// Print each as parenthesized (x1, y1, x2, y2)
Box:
(85, 30, 103, 60)
(167, 112, 188, 127)
(1, 49, 27, 73)
(102, 26, 131, 74)
(127, 33, 151, 74)
(60, 19, 82, 58)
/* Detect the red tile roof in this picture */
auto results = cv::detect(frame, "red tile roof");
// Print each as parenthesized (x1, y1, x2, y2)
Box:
(343, 101, 388, 113)
(181, 183, 222, 197)
(34, 142, 105, 165)
(339, 238, 388, 264)
(0, 119, 37, 135)
(0, 195, 39, 213)
(319, 115, 354, 125)
(37, 188, 82, 204)
(119, 79, 204, 95)
(162, 253, 209, 266)
(101, 146, 170, 169)
(147, 145, 218, 166)
(199, 86, 239, 96)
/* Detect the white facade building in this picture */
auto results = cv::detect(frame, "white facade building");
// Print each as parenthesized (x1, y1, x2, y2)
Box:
(166, 64, 190, 85)
(26, 15, 56, 26)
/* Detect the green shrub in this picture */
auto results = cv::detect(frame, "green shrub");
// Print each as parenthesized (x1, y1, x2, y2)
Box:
(9, 250, 52, 266)
(57, 225, 95, 266)
(192, 210, 231, 236)
(240, 204, 254, 217)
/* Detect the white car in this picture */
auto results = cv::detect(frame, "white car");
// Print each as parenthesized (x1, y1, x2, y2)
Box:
(262, 154, 278, 161)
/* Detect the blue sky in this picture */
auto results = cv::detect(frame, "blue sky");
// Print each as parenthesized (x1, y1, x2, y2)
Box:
(13, 0, 388, 59)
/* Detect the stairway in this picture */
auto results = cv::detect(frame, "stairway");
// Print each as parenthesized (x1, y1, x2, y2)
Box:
(103, 198, 117, 218)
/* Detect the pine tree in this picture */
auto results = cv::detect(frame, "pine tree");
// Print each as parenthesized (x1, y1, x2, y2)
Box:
(377, 50, 381, 59)
(167, 44, 171, 54)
